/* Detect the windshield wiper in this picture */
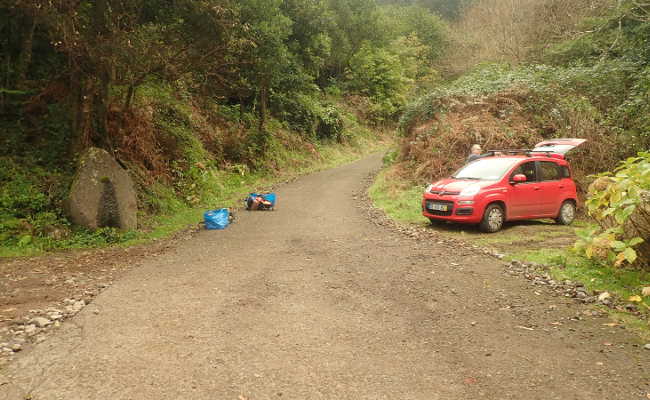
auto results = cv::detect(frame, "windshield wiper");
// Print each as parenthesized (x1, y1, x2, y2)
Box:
(456, 177, 481, 180)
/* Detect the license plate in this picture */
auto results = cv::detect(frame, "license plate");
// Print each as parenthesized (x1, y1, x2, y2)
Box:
(427, 202, 448, 212)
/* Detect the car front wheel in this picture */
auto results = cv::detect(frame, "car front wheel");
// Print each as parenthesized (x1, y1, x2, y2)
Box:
(556, 201, 576, 225)
(480, 204, 505, 233)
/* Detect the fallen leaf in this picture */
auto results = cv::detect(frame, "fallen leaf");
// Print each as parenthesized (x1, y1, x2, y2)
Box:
(628, 295, 642, 303)
(603, 342, 613, 346)
(596, 362, 604, 366)
(598, 292, 611, 301)
(642, 287, 650, 297)
(464, 377, 478, 385)
(603, 323, 618, 327)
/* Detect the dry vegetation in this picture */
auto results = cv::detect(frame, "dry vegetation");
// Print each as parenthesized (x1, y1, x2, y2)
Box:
(399, 89, 541, 183)
(442, 0, 614, 75)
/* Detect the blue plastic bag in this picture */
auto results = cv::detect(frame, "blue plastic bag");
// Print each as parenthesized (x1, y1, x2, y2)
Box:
(204, 208, 230, 230)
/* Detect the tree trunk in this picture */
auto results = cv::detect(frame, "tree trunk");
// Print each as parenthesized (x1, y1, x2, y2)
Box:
(95, 67, 112, 149)
(124, 84, 136, 110)
(258, 78, 269, 132)
(70, 77, 95, 155)
(16, 13, 36, 88)
(91, 0, 112, 150)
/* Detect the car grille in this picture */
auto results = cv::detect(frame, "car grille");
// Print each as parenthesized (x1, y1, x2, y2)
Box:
(455, 208, 473, 216)
(429, 190, 460, 196)
(425, 200, 454, 216)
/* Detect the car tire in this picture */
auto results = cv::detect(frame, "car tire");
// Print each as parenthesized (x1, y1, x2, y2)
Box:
(555, 201, 576, 225)
(480, 204, 505, 233)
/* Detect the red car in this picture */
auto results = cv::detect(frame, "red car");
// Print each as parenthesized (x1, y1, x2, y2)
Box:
(422, 139, 585, 232)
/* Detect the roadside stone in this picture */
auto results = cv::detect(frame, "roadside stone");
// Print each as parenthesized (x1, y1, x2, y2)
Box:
(10, 343, 22, 352)
(644, 344, 650, 350)
(65, 300, 86, 315)
(24, 325, 37, 336)
(48, 312, 63, 320)
(30, 317, 51, 328)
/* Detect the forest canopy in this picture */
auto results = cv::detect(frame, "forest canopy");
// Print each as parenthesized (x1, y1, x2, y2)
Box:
(0, 0, 448, 154)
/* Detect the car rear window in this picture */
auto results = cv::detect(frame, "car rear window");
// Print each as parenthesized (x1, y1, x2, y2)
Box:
(562, 166, 571, 178)
(453, 158, 520, 181)
(539, 161, 561, 181)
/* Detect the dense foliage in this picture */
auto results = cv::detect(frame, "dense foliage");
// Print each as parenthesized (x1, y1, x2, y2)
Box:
(575, 153, 650, 269)
(0, 0, 448, 250)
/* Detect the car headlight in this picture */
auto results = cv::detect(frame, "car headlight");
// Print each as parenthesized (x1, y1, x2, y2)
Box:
(424, 184, 434, 194)
(459, 185, 481, 197)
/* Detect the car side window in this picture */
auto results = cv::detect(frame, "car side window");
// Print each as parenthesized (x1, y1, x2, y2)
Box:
(511, 161, 537, 182)
(540, 161, 561, 181)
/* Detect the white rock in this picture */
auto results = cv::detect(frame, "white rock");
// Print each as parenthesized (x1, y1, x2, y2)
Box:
(30, 317, 51, 328)
(24, 325, 37, 335)
(73, 300, 86, 311)
(48, 313, 63, 320)
(598, 292, 611, 302)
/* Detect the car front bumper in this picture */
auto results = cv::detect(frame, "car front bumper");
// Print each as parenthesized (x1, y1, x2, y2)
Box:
(422, 195, 483, 224)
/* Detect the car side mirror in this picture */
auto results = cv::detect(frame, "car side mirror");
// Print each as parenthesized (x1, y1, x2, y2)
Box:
(511, 174, 527, 184)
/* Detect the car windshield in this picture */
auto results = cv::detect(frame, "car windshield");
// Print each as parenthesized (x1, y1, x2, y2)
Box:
(452, 158, 519, 181)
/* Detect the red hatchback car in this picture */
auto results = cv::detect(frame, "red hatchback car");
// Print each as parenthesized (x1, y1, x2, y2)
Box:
(422, 139, 585, 232)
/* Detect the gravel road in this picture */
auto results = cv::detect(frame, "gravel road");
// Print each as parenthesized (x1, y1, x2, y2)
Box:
(1, 153, 649, 399)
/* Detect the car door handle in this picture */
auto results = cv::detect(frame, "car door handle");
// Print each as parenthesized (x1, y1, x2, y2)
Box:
(534, 187, 541, 190)
(559, 185, 565, 189)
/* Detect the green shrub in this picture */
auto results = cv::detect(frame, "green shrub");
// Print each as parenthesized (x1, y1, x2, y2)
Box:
(346, 43, 412, 121)
(574, 152, 650, 268)
(316, 104, 345, 141)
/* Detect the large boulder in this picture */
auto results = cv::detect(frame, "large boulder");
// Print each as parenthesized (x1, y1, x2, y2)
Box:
(66, 147, 137, 231)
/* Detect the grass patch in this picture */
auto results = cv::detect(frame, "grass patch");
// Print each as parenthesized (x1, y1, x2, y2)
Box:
(607, 311, 650, 343)
(509, 249, 650, 313)
(369, 168, 424, 224)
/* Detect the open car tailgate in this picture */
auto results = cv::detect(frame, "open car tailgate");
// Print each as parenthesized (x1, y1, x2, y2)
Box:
(533, 138, 587, 154)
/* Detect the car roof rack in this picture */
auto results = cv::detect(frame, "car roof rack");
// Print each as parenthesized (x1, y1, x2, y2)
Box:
(486, 149, 530, 156)
(486, 149, 564, 158)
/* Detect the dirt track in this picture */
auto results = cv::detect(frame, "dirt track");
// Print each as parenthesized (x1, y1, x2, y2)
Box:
(1, 154, 649, 400)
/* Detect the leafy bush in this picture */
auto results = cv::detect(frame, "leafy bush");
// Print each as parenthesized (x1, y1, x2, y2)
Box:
(346, 43, 412, 121)
(574, 152, 650, 268)
(316, 104, 345, 141)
